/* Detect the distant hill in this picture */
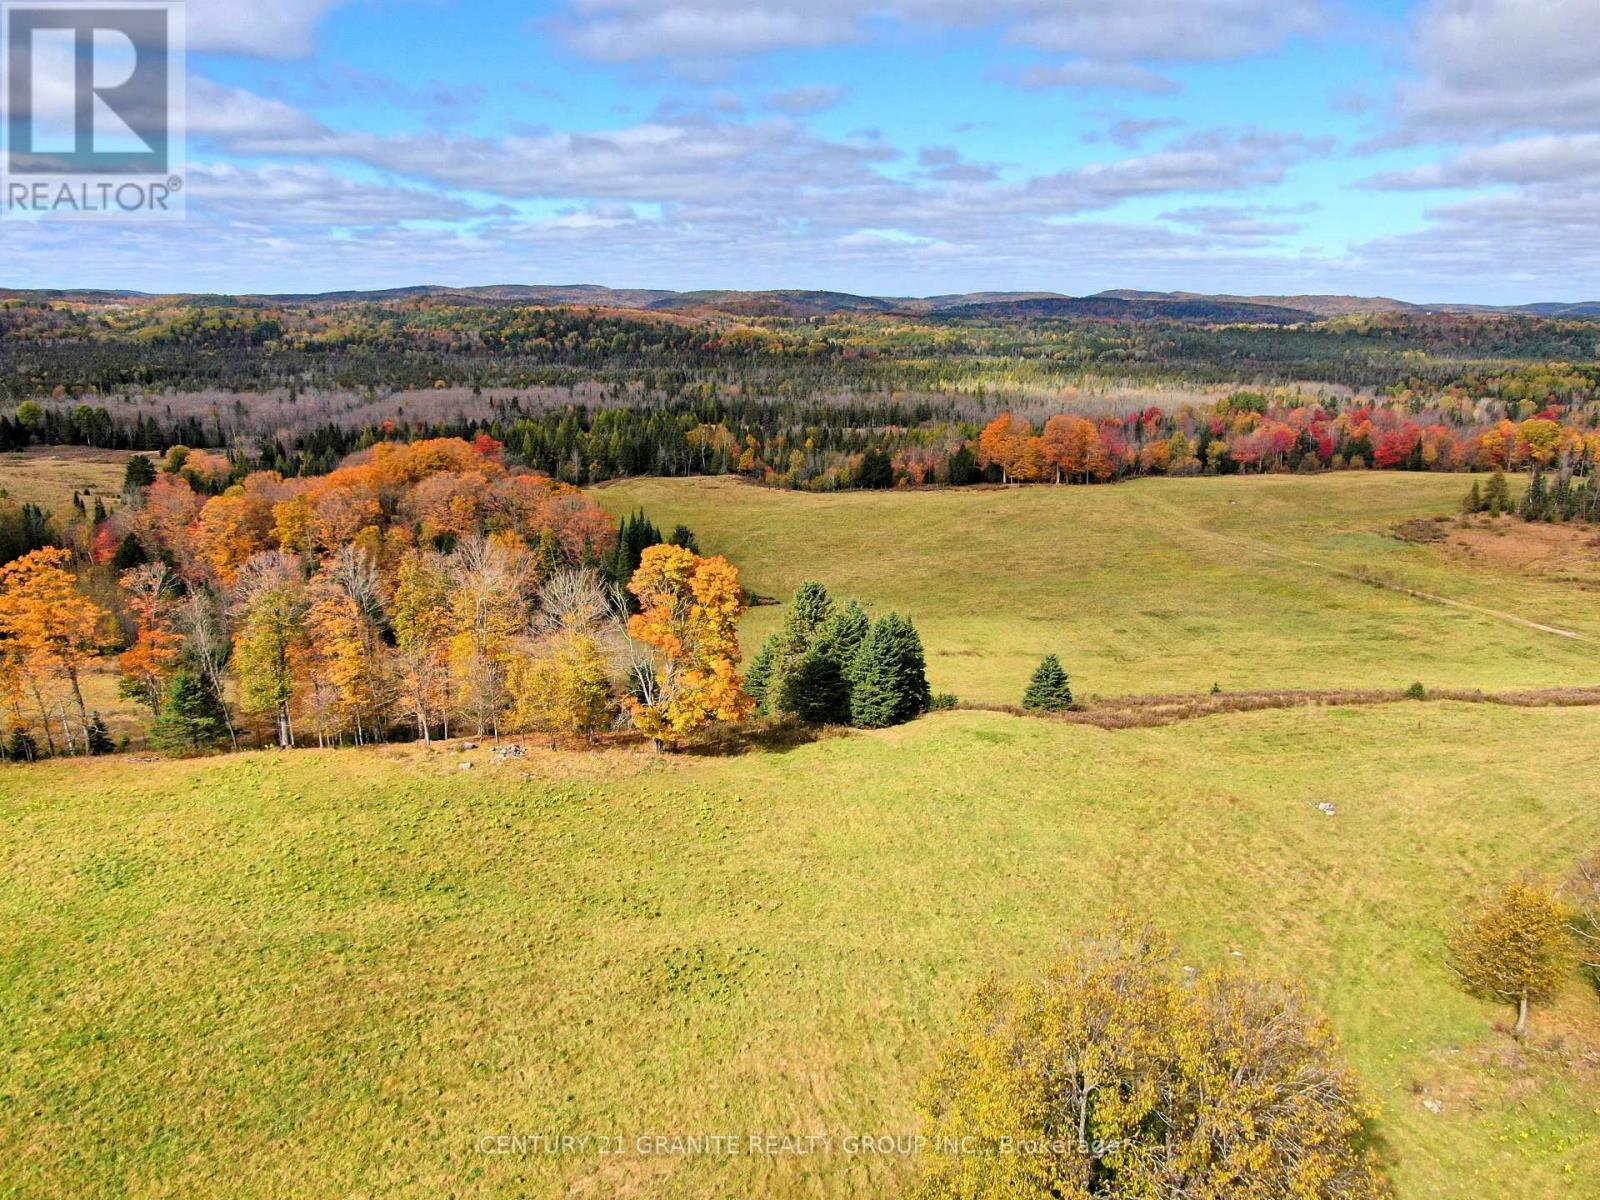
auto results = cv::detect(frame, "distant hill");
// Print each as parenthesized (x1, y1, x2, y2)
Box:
(940, 295, 1315, 324)
(5, 283, 1598, 322)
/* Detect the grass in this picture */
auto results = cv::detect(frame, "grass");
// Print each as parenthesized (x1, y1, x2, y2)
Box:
(594, 474, 1597, 706)
(2, 704, 1599, 1198)
(5, 472, 1600, 1198)
(0, 446, 130, 517)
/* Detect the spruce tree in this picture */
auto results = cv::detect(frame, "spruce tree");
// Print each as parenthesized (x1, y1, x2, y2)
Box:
(849, 613, 931, 728)
(151, 670, 231, 756)
(666, 523, 700, 553)
(745, 638, 775, 709)
(856, 447, 894, 489)
(823, 600, 871, 684)
(112, 532, 147, 570)
(1461, 479, 1482, 514)
(765, 581, 837, 717)
(123, 454, 157, 491)
(1485, 469, 1511, 516)
(85, 714, 115, 755)
(4, 726, 38, 762)
(1022, 655, 1073, 711)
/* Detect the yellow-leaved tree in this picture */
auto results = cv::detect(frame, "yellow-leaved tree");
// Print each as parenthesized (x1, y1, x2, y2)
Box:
(623, 544, 752, 750)
(1449, 880, 1572, 1035)
(510, 634, 613, 744)
(0, 547, 109, 754)
(916, 915, 1390, 1200)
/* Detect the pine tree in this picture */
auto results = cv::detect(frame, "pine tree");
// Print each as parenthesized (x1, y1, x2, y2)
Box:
(85, 713, 115, 755)
(1485, 469, 1511, 516)
(782, 642, 852, 724)
(123, 454, 157, 491)
(151, 670, 231, 756)
(666, 524, 700, 553)
(4, 725, 38, 762)
(856, 447, 894, 489)
(1461, 479, 1482, 514)
(823, 600, 870, 684)
(849, 613, 931, 728)
(765, 581, 838, 718)
(1022, 655, 1073, 711)
(1519, 471, 1549, 521)
(745, 638, 775, 709)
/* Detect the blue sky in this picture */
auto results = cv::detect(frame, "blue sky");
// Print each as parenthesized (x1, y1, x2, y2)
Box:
(5, 0, 1599, 302)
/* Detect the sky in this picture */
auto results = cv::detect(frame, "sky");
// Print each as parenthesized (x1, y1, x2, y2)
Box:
(3, 0, 1599, 303)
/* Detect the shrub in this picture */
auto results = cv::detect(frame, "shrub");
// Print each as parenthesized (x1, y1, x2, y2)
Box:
(1022, 654, 1073, 711)
(916, 916, 1389, 1200)
(1406, 681, 1427, 700)
(929, 692, 958, 711)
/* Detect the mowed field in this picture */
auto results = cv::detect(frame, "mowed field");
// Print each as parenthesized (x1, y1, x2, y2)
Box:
(596, 474, 1598, 704)
(3, 473, 1600, 1199)
(3, 707, 1599, 1199)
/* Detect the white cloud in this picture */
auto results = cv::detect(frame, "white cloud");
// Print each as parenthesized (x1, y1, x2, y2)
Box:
(556, 0, 1325, 67)
(187, 0, 351, 57)
(1012, 60, 1179, 94)
(1396, 0, 1600, 136)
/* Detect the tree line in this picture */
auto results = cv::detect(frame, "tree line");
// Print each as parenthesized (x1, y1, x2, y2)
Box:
(0, 436, 936, 761)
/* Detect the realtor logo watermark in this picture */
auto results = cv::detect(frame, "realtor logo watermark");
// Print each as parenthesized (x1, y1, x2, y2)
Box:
(1, 0, 185, 218)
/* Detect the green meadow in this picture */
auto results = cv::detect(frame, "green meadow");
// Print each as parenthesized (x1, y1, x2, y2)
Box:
(596, 473, 1596, 705)
(4, 474, 1599, 1199)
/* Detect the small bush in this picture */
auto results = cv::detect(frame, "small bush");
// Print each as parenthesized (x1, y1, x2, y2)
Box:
(929, 693, 958, 711)
(1406, 681, 1427, 700)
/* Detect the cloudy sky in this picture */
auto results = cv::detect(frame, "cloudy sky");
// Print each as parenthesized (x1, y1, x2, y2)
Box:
(4, 0, 1598, 302)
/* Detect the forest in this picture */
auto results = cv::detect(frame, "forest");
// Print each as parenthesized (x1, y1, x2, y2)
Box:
(3, 294, 1600, 491)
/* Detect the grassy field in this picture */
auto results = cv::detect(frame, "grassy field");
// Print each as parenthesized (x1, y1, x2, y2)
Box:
(4, 472, 1600, 1198)
(595, 474, 1598, 705)
(0, 447, 130, 516)
(2, 705, 1598, 1199)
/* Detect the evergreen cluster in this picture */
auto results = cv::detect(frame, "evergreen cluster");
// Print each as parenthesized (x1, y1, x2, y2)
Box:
(602, 510, 663, 586)
(748, 581, 929, 729)
(1516, 471, 1600, 524)
(1460, 470, 1513, 516)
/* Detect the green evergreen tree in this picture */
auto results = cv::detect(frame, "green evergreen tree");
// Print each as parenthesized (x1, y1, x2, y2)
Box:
(1519, 471, 1548, 520)
(151, 670, 231, 756)
(856, 447, 894, 489)
(666, 523, 700, 553)
(1022, 655, 1074, 711)
(823, 600, 871, 684)
(764, 581, 836, 717)
(945, 444, 981, 486)
(1485, 469, 1511, 516)
(123, 454, 157, 491)
(782, 642, 852, 724)
(1461, 479, 1482, 514)
(745, 638, 775, 709)
(4, 726, 38, 762)
(849, 613, 931, 728)
(85, 713, 115, 755)
(605, 509, 663, 585)
(111, 532, 148, 571)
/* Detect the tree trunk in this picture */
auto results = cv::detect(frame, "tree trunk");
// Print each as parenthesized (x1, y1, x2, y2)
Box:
(1516, 991, 1529, 1036)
